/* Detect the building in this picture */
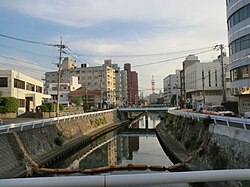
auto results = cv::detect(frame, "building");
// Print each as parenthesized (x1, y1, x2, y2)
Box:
(46, 76, 81, 106)
(0, 70, 50, 115)
(45, 58, 116, 109)
(121, 70, 128, 107)
(163, 70, 180, 105)
(182, 54, 234, 110)
(227, 0, 250, 114)
(124, 63, 138, 106)
(105, 59, 123, 107)
(68, 87, 101, 108)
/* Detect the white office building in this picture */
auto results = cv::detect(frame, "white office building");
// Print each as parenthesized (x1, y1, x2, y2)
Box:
(163, 70, 180, 105)
(0, 70, 50, 115)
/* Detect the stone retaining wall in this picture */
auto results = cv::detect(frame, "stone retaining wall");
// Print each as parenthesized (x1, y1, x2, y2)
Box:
(0, 110, 120, 179)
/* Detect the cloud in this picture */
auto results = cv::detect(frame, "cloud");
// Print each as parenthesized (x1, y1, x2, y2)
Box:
(0, 0, 228, 95)
(1, 0, 226, 29)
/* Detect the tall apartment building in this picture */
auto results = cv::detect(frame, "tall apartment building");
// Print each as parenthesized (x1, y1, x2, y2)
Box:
(45, 58, 116, 108)
(104, 59, 123, 107)
(163, 70, 180, 105)
(227, 0, 250, 114)
(121, 70, 128, 107)
(124, 63, 138, 105)
(0, 70, 50, 115)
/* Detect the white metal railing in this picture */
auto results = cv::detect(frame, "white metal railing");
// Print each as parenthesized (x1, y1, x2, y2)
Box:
(168, 110, 250, 130)
(0, 109, 115, 134)
(118, 107, 177, 112)
(0, 169, 249, 187)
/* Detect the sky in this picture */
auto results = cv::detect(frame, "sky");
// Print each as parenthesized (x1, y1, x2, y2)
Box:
(0, 0, 228, 96)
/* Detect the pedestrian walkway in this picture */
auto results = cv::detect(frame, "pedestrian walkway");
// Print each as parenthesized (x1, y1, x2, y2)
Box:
(0, 118, 35, 125)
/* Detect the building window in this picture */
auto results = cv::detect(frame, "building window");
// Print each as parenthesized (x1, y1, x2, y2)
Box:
(26, 82, 35, 91)
(18, 99, 25, 107)
(0, 77, 8, 87)
(227, 4, 250, 30)
(229, 34, 250, 55)
(36, 85, 42, 93)
(208, 70, 211, 87)
(14, 78, 25, 89)
(215, 70, 218, 87)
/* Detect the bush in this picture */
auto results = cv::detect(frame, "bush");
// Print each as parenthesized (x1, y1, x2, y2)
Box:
(0, 97, 19, 113)
(59, 104, 64, 111)
(202, 116, 212, 128)
(54, 136, 64, 146)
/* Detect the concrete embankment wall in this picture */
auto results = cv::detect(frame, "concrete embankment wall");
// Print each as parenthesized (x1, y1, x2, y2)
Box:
(158, 113, 250, 170)
(0, 110, 122, 179)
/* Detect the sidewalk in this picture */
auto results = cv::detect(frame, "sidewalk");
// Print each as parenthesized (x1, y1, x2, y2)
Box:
(0, 118, 36, 125)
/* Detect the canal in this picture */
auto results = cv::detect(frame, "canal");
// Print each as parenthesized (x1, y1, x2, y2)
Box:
(48, 113, 191, 187)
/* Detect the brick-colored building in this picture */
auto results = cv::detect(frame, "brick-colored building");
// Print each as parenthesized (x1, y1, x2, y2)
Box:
(124, 63, 138, 105)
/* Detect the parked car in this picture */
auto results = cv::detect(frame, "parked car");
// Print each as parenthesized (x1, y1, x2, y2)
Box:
(203, 105, 235, 116)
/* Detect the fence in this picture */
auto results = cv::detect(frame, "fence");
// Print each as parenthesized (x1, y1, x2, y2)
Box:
(0, 169, 249, 187)
(0, 109, 115, 134)
(168, 110, 250, 130)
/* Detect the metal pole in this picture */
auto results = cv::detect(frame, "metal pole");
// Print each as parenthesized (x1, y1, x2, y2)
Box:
(220, 44, 226, 103)
(56, 38, 63, 117)
(202, 69, 205, 106)
(1, 169, 250, 187)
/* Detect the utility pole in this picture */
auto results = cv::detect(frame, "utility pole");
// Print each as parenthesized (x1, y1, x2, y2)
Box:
(214, 44, 226, 103)
(202, 70, 205, 106)
(56, 38, 66, 117)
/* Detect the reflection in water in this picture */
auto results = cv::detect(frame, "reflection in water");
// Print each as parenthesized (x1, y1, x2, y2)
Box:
(50, 113, 190, 186)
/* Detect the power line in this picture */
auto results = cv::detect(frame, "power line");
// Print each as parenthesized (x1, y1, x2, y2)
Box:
(0, 33, 55, 47)
(77, 46, 213, 58)
(132, 49, 214, 68)
(0, 60, 46, 74)
(0, 43, 57, 59)
(0, 54, 56, 70)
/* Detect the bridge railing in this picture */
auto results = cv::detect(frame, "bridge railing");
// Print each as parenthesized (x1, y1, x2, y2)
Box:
(0, 169, 249, 187)
(118, 107, 177, 112)
(0, 109, 115, 134)
(168, 110, 250, 130)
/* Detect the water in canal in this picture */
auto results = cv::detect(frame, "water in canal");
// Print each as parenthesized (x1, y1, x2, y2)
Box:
(50, 113, 191, 187)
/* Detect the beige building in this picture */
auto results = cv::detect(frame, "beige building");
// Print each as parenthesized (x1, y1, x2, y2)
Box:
(45, 57, 116, 108)
(0, 70, 50, 115)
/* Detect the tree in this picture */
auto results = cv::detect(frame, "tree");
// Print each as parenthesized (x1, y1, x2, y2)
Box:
(71, 96, 83, 107)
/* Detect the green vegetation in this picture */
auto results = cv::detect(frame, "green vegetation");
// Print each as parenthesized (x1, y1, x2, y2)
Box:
(54, 131, 64, 146)
(202, 116, 212, 129)
(0, 97, 19, 113)
(71, 96, 83, 107)
(209, 142, 228, 169)
(36, 102, 64, 112)
(90, 117, 107, 127)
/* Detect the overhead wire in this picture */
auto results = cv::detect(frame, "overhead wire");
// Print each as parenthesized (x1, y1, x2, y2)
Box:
(0, 43, 57, 59)
(132, 49, 214, 68)
(0, 33, 56, 47)
(0, 54, 56, 70)
(76, 46, 213, 58)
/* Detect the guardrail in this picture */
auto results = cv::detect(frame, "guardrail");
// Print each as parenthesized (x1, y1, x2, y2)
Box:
(0, 169, 249, 187)
(168, 110, 250, 130)
(118, 107, 177, 112)
(0, 109, 115, 134)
